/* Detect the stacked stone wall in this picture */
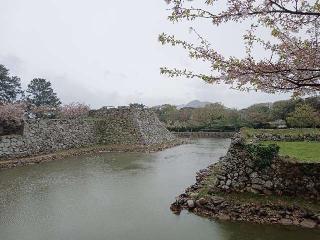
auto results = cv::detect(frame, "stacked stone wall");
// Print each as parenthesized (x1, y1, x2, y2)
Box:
(215, 135, 320, 200)
(0, 107, 176, 160)
(173, 132, 235, 138)
(91, 108, 142, 145)
(134, 110, 176, 145)
(0, 119, 97, 160)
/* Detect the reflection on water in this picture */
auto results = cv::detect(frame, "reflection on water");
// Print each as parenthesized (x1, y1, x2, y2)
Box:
(0, 138, 318, 240)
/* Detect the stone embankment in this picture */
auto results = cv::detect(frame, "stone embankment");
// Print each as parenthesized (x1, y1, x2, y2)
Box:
(215, 135, 320, 199)
(171, 164, 320, 229)
(0, 141, 181, 170)
(171, 134, 320, 229)
(0, 107, 179, 169)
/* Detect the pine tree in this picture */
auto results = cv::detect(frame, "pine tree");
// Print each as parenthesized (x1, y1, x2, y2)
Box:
(26, 78, 61, 107)
(0, 65, 23, 103)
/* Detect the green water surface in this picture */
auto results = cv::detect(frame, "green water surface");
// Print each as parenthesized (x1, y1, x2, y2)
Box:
(0, 138, 318, 240)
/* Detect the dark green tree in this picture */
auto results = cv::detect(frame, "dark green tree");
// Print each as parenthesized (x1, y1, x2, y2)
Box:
(0, 65, 23, 103)
(241, 104, 272, 128)
(26, 78, 61, 107)
(305, 96, 320, 112)
(156, 104, 179, 125)
(271, 99, 301, 121)
(286, 103, 320, 128)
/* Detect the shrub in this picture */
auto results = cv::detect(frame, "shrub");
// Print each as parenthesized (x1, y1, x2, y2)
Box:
(246, 143, 279, 169)
(59, 102, 90, 119)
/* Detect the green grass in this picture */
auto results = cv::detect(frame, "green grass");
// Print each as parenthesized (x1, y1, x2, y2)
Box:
(263, 141, 320, 163)
(241, 127, 320, 139)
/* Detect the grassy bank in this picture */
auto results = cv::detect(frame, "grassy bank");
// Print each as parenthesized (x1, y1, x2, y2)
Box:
(241, 127, 320, 139)
(240, 128, 320, 163)
(262, 141, 320, 163)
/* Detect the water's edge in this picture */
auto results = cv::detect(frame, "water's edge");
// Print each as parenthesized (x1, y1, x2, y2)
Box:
(0, 140, 182, 170)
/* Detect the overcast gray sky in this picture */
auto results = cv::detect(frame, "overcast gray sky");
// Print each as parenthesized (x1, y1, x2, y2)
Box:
(0, 0, 290, 109)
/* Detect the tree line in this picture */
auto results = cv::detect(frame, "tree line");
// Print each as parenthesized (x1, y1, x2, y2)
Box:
(0, 64, 90, 135)
(0, 64, 61, 107)
(154, 98, 320, 132)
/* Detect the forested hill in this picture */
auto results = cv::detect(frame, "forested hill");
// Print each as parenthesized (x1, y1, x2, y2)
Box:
(152, 97, 320, 132)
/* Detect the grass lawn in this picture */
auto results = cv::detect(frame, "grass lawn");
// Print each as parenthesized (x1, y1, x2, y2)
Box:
(241, 127, 320, 139)
(263, 141, 320, 163)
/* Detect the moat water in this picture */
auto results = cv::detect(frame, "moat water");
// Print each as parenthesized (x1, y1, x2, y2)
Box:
(0, 138, 319, 240)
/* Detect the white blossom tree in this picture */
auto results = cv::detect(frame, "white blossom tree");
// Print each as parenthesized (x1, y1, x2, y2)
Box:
(160, 0, 320, 95)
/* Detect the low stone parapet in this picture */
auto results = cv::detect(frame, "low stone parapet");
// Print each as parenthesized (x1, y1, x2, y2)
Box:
(173, 131, 235, 138)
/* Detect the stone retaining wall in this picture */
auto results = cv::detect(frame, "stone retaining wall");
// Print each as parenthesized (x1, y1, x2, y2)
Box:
(214, 135, 320, 199)
(173, 131, 235, 138)
(251, 133, 320, 141)
(134, 110, 176, 145)
(0, 107, 176, 160)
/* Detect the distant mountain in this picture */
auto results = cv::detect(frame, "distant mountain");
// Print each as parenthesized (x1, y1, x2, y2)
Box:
(177, 100, 212, 109)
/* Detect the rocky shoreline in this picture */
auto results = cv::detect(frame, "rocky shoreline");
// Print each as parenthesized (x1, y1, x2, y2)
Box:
(0, 140, 183, 170)
(171, 164, 320, 229)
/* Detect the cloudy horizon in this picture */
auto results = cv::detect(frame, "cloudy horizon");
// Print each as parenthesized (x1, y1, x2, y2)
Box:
(0, 0, 291, 109)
